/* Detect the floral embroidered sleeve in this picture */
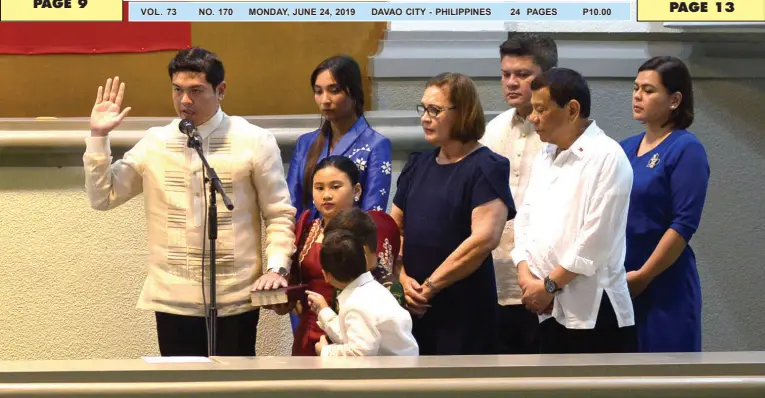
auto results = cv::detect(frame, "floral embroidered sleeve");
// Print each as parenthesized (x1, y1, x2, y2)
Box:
(371, 238, 406, 308)
(354, 138, 392, 212)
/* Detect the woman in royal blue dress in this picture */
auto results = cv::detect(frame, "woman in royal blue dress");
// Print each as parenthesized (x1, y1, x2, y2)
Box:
(391, 73, 515, 355)
(620, 56, 710, 352)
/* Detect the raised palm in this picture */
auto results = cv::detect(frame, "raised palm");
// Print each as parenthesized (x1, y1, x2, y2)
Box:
(90, 76, 132, 137)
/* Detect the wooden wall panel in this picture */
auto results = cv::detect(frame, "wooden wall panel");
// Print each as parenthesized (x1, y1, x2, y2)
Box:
(0, 22, 386, 118)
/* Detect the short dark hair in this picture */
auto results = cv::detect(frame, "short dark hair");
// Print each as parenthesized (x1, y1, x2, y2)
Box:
(168, 47, 225, 89)
(425, 72, 486, 143)
(320, 229, 368, 283)
(324, 208, 377, 253)
(638, 56, 694, 130)
(499, 33, 558, 71)
(530, 68, 591, 118)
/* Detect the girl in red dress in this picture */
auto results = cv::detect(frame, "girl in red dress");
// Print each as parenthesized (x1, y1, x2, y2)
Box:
(272, 155, 402, 356)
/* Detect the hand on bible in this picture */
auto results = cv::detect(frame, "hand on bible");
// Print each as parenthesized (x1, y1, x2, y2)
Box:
(253, 272, 288, 291)
(90, 76, 131, 137)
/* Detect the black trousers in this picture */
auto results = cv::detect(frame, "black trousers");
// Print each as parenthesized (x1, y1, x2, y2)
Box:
(538, 294, 637, 354)
(155, 310, 260, 357)
(496, 303, 541, 354)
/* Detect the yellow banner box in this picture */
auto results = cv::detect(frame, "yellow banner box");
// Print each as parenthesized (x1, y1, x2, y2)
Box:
(637, 0, 765, 22)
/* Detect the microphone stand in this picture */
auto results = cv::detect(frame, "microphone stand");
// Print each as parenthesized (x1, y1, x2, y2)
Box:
(186, 133, 234, 357)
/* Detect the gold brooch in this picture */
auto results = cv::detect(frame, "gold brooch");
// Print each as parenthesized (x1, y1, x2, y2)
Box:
(647, 153, 660, 168)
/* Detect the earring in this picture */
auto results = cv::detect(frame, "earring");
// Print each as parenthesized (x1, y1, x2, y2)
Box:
(354, 196, 360, 202)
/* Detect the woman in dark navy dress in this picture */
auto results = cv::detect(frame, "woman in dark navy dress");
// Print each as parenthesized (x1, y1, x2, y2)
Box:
(391, 73, 515, 355)
(620, 56, 710, 352)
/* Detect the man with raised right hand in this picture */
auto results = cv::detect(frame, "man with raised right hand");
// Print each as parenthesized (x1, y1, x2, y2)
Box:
(83, 47, 296, 357)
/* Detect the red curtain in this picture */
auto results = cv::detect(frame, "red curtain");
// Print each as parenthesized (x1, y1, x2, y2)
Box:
(0, 2, 191, 55)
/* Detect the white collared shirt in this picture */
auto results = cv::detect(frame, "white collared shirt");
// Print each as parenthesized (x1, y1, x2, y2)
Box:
(83, 107, 296, 317)
(481, 108, 542, 305)
(511, 120, 635, 329)
(318, 272, 419, 356)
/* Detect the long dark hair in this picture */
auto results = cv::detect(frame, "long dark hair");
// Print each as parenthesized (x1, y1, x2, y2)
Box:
(302, 55, 365, 208)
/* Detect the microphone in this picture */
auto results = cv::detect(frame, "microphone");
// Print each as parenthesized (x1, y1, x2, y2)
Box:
(179, 119, 196, 137)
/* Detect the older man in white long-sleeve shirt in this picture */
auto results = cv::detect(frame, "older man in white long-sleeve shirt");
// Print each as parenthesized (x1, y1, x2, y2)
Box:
(83, 48, 296, 357)
(512, 67, 636, 354)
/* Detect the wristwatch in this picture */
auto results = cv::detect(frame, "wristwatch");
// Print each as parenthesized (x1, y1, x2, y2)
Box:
(271, 267, 289, 278)
(544, 275, 561, 294)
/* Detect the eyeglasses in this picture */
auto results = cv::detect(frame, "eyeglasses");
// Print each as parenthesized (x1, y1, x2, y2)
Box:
(416, 104, 456, 118)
